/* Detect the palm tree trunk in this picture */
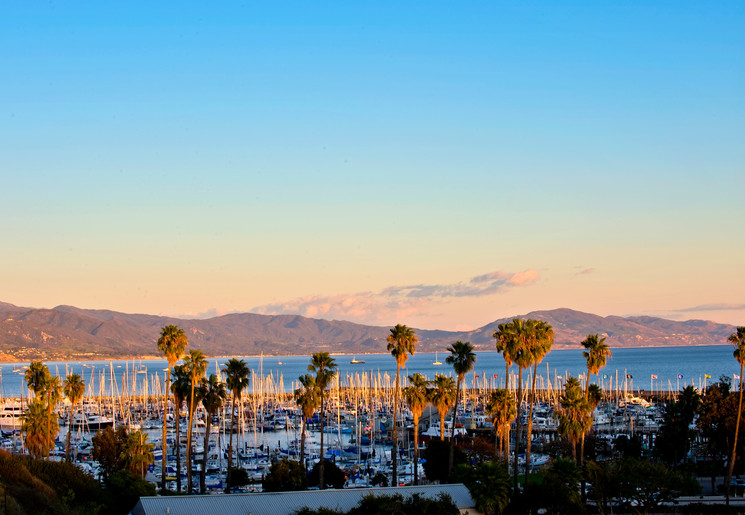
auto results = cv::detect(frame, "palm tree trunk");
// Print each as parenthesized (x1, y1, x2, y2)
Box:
(187, 383, 195, 494)
(300, 418, 306, 470)
(161, 369, 170, 492)
(319, 393, 325, 489)
(524, 363, 538, 486)
(226, 394, 236, 492)
(440, 410, 446, 441)
(175, 410, 181, 492)
(201, 414, 211, 494)
(727, 361, 744, 504)
(392, 364, 400, 486)
(413, 415, 419, 485)
(65, 403, 73, 462)
(449, 376, 462, 476)
(581, 366, 591, 467)
(513, 367, 523, 490)
(571, 438, 577, 462)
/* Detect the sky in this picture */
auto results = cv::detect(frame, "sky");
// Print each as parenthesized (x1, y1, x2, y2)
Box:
(1, 2, 743, 331)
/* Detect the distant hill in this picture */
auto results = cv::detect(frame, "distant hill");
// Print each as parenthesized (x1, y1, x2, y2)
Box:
(0, 302, 736, 361)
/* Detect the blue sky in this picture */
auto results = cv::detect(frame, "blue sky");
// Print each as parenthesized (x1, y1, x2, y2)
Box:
(1, 2, 743, 330)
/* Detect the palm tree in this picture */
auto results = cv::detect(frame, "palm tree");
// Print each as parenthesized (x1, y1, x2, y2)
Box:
(581, 334, 612, 398)
(25, 361, 50, 398)
(402, 373, 430, 485)
(63, 373, 85, 461)
(43, 375, 63, 459)
(22, 398, 57, 459)
(183, 350, 208, 494)
(122, 429, 155, 478)
(429, 374, 456, 442)
(199, 373, 227, 494)
(487, 389, 516, 461)
(446, 340, 476, 474)
(294, 373, 318, 471)
(157, 324, 189, 491)
(171, 364, 190, 493)
(524, 320, 553, 485)
(308, 352, 337, 489)
(580, 333, 611, 466)
(387, 324, 417, 486)
(502, 318, 536, 488)
(493, 320, 521, 469)
(223, 358, 250, 492)
(556, 376, 592, 462)
(727, 327, 745, 501)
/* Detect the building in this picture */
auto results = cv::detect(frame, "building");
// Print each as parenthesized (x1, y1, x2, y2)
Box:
(132, 483, 477, 514)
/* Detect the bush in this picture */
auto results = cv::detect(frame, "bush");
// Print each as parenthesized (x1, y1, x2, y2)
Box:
(263, 458, 307, 492)
(105, 469, 156, 515)
(422, 439, 467, 483)
(308, 461, 346, 489)
(228, 467, 250, 489)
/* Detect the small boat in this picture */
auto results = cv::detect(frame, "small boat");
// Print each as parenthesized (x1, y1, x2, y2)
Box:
(433, 352, 442, 366)
(350, 356, 365, 364)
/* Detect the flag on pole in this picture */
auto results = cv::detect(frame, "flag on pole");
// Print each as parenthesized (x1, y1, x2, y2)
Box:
(651, 374, 658, 379)
(678, 374, 683, 379)
(735, 374, 741, 380)
(626, 374, 633, 379)
(704, 374, 711, 379)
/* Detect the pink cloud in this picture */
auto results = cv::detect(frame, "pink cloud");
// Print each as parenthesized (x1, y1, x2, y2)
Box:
(253, 269, 539, 325)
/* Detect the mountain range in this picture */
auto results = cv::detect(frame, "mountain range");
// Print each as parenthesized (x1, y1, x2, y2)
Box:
(0, 301, 736, 361)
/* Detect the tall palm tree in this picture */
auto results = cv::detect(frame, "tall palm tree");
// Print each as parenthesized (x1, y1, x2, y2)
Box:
(446, 340, 476, 474)
(22, 398, 57, 459)
(63, 373, 85, 461)
(223, 358, 250, 492)
(122, 429, 155, 478)
(42, 375, 63, 459)
(308, 352, 337, 489)
(387, 324, 417, 486)
(157, 324, 189, 492)
(556, 376, 592, 462)
(183, 350, 208, 494)
(25, 361, 50, 398)
(171, 364, 190, 493)
(581, 334, 612, 398)
(524, 320, 553, 485)
(402, 373, 430, 485)
(580, 333, 611, 466)
(487, 389, 516, 461)
(429, 374, 456, 442)
(497, 318, 536, 489)
(199, 373, 227, 494)
(294, 373, 318, 471)
(493, 320, 521, 468)
(727, 326, 745, 501)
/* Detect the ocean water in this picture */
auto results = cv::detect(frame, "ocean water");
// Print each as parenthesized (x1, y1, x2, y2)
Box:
(0, 345, 739, 399)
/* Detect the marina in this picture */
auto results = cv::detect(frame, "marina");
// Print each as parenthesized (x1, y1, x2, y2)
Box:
(1, 346, 737, 493)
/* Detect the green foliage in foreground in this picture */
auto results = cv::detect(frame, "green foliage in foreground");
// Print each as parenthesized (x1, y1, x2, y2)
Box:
(453, 461, 511, 515)
(263, 458, 307, 492)
(0, 449, 104, 514)
(294, 492, 459, 515)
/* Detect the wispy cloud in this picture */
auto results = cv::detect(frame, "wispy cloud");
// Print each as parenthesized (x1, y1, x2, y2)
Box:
(576, 268, 595, 275)
(674, 303, 745, 313)
(253, 269, 539, 325)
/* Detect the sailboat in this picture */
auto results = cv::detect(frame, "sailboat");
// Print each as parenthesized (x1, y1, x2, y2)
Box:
(350, 356, 365, 364)
(433, 352, 442, 365)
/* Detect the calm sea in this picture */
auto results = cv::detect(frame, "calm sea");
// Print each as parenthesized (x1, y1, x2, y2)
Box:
(0, 345, 739, 399)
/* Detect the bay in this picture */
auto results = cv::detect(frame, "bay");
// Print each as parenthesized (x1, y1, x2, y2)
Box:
(0, 345, 738, 399)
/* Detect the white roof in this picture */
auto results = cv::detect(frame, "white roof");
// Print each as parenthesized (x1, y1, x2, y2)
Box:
(132, 483, 475, 515)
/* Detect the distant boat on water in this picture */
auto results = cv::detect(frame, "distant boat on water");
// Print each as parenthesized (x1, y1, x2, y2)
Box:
(350, 356, 365, 364)
(433, 352, 442, 366)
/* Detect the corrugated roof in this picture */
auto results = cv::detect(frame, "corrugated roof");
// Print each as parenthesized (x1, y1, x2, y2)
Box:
(132, 483, 474, 515)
